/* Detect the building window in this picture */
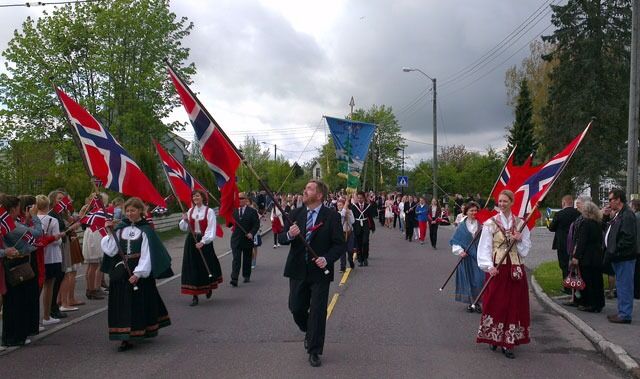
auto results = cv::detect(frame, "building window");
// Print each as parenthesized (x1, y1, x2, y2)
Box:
(315, 167, 320, 178)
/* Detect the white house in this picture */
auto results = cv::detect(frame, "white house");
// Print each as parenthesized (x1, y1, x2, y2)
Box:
(310, 160, 323, 180)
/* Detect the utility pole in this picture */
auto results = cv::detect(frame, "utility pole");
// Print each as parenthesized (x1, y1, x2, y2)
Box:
(274, 144, 277, 161)
(627, 0, 640, 198)
(432, 78, 438, 200)
(349, 96, 355, 119)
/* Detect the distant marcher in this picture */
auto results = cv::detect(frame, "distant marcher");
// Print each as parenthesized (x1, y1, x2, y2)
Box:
(428, 198, 442, 249)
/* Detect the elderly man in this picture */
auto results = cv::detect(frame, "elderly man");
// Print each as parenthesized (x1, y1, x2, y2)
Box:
(604, 189, 638, 324)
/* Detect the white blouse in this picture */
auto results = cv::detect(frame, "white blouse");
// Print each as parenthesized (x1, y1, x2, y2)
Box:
(476, 212, 531, 272)
(101, 225, 151, 278)
(451, 218, 479, 256)
(178, 205, 217, 245)
(39, 214, 62, 264)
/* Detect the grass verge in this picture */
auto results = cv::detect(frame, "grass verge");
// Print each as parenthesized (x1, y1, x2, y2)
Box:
(532, 261, 565, 297)
(157, 227, 184, 242)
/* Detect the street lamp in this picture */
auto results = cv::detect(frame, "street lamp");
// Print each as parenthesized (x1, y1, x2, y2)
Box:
(402, 67, 437, 200)
(261, 141, 277, 160)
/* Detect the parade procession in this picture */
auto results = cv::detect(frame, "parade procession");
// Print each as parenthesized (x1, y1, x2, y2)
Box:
(1, 0, 640, 378)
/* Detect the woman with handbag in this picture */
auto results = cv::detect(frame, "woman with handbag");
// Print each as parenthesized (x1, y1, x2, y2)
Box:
(476, 190, 531, 359)
(101, 197, 173, 351)
(1, 194, 43, 347)
(571, 201, 605, 312)
(178, 189, 223, 306)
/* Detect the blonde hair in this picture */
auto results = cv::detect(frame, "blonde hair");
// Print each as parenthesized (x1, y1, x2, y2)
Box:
(499, 190, 514, 203)
(35, 194, 50, 211)
(581, 201, 602, 222)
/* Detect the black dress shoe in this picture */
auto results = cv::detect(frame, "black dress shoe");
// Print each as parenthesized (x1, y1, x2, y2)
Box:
(118, 341, 133, 352)
(190, 296, 199, 306)
(243, 277, 250, 283)
(363, 259, 368, 266)
(308, 353, 321, 367)
(466, 305, 474, 313)
(502, 348, 515, 359)
(51, 311, 68, 319)
(230, 280, 238, 287)
(206, 290, 212, 299)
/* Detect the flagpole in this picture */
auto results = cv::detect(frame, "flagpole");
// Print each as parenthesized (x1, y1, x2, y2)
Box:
(470, 118, 594, 310)
(483, 144, 517, 209)
(153, 140, 213, 278)
(166, 60, 329, 275)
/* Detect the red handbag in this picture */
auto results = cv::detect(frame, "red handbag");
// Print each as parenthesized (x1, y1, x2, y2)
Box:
(563, 264, 586, 290)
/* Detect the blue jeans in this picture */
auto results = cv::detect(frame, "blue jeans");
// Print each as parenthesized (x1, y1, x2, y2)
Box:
(612, 259, 636, 320)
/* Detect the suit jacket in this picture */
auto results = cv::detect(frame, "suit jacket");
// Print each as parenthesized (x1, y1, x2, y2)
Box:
(548, 207, 580, 253)
(605, 205, 638, 263)
(350, 202, 377, 232)
(230, 206, 260, 250)
(279, 205, 345, 282)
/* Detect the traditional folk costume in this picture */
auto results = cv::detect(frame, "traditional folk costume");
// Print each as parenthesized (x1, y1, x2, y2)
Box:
(100, 218, 173, 342)
(1, 218, 43, 346)
(178, 205, 223, 296)
(350, 201, 376, 266)
(476, 212, 531, 349)
(449, 217, 485, 307)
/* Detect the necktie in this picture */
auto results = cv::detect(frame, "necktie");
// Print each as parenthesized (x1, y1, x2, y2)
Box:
(305, 209, 316, 261)
(239, 207, 243, 218)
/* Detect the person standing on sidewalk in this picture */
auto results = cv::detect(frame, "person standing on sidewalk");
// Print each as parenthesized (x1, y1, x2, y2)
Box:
(571, 201, 604, 313)
(279, 179, 345, 367)
(548, 195, 580, 292)
(229, 192, 260, 287)
(603, 188, 637, 324)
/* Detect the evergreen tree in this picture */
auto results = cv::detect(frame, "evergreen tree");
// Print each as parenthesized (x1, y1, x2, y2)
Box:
(540, 0, 631, 201)
(506, 79, 538, 165)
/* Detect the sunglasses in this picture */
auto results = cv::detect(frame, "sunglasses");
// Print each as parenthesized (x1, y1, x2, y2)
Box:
(239, 197, 246, 200)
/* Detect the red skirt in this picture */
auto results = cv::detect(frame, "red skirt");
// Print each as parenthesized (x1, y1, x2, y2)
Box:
(476, 258, 530, 348)
(271, 217, 283, 234)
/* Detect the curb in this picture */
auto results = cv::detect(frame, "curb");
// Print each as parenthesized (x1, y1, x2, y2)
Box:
(0, 227, 273, 357)
(531, 275, 640, 378)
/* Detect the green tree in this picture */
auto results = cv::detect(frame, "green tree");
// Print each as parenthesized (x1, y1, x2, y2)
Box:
(541, 0, 631, 202)
(0, 0, 194, 196)
(237, 136, 270, 192)
(506, 80, 538, 165)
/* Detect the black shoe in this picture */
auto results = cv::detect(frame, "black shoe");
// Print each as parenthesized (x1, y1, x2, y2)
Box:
(190, 296, 199, 306)
(206, 290, 212, 299)
(349, 263, 355, 269)
(51, 311, 68, 319)
(358, 261, 364, 267)
(118, 341, 133, 352)
(474, 304, 482, 314)
(466, 305, 474, 313)
(339, 268, 345, 273)
(304, 339, 308, 351)
(243, 277, 250, 283)
(363, 259, 368, 266)
(308, 353, 321, 367)
(230, 280, 238, 287)
(502, 348, 515, 359)
(490, 345, 498, 351)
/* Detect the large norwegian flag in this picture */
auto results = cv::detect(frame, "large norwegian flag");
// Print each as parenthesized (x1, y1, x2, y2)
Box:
(153, 140, 206, 207)
(56, 88, 166, 207)
(53, 195, 74, 214)
(0, 207, 16, 237)
(167, 65, 241, 224)
(512, 122, 592, 219)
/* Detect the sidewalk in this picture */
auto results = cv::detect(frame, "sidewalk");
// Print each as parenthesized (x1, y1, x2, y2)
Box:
(532, 275, 640, 378)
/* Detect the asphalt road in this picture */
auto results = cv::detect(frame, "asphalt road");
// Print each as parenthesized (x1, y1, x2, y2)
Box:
(0, 223, 629, 378)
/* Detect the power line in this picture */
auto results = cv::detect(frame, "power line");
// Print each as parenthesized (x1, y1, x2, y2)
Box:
(0, 0, 103, 8)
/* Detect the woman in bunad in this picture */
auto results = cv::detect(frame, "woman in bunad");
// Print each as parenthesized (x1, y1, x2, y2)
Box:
(476, 190, 531, 359)
(449, 201, 485, 313)
(81, 193, 108, 300)
(1, 195, 43, 347)
(101, 197, 173, 352)
(178, 189, 223, 307)
(270, 199, 284, 249)
(384, 195, 394, 228)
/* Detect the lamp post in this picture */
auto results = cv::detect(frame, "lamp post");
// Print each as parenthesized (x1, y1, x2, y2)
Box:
(402, 67, 437, 199)
(261, 141, 277, 161)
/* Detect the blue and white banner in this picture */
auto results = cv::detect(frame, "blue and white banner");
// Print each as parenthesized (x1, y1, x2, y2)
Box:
(325, 116, 376, 190)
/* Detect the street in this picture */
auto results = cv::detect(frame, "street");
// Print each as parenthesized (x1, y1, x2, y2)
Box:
(0, 223, 628, 378)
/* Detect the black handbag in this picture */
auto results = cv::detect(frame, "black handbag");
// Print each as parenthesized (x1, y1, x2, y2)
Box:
(6, 255, 35, 287)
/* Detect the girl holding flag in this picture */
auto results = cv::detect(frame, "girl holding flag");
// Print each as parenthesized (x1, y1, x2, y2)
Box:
(179, 189, 223, 306)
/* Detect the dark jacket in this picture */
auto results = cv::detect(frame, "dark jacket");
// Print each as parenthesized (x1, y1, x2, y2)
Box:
(573, 218, 603, 267)
(548, 206, 580, 252)
(350, 201, 377, 232)
(230, 206, 260, 250)
(605, 205, 638, 263)
(278, 205, 345, 282)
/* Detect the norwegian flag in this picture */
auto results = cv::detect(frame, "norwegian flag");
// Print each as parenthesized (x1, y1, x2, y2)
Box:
(511, 122, 591, 219)
(0, 207, 16, 237)
(153, 140, 206, 207)
(20, 231, 36, 246)
(55, 88, 166, 207)
(167, 64, 240, 224)
(53, 195, 74, 214)
(80, 196, 113, 237)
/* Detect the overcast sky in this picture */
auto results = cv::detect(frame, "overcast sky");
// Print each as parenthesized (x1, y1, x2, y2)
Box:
(0, 0, 557, 167)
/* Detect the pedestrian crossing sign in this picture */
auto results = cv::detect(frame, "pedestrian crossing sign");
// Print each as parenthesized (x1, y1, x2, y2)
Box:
(397, 176, 408, 187)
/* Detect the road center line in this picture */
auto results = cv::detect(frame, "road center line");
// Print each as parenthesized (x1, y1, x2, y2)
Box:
(326, 293, 340, 320)
(339, 267, 351, 286)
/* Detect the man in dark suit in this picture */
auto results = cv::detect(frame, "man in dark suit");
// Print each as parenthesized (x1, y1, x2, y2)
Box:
(279, 180, 345, 367)
(229, 192, 260, 287)
(604, 189, 637, 324)
(548, 195, 580, 289)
